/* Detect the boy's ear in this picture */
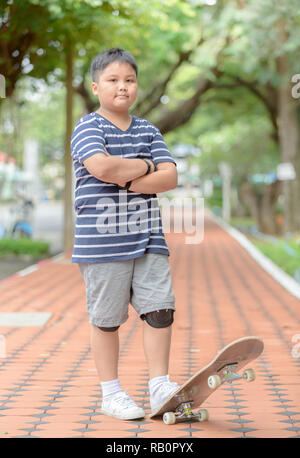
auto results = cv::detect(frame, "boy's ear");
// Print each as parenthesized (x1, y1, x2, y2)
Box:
(91, 82, 99, 96)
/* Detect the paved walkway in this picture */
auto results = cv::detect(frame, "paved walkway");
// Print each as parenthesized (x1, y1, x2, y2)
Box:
(0, 215, 299, 438)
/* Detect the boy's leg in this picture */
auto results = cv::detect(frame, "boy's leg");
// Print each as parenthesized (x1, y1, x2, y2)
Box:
(131, 254, 179, 412)
(90, 324, 119, 381)
(142, 319, 172, 379)
(142, 312, 179, 412)
(90, 324, 144, 419)
(132, 254, 175, 379)
(79, 262, 145, 420)
(79, 261, 132, 381)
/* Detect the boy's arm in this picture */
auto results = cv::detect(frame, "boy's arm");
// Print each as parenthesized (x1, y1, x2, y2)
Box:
(128, 162, 177, 194)
(83, 147, 177, 193)
(83, 152, 155, 184)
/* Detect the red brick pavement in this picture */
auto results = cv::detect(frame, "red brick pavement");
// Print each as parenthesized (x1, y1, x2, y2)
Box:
(0, 215, 299, 438)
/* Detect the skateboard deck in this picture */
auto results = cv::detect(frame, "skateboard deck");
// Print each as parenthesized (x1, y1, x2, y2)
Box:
(150, 336, 264, 424)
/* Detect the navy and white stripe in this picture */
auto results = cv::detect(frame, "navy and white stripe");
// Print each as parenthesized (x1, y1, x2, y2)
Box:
(70, 112, 176, 263)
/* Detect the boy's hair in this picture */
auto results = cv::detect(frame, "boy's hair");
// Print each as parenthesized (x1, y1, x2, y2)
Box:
(91, 48, 138, 82)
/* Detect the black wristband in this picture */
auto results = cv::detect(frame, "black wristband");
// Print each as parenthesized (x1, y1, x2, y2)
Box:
(141, 158, 151, 175)
(151, 160, 157, 171)
(142, 158, 157, 174)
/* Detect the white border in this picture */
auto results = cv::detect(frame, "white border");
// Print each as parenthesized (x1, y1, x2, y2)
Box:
(208, 211, 300, 301)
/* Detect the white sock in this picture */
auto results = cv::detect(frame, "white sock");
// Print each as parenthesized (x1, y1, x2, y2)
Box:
(101, 378, 123, 398)
(149, 375, 169, 397)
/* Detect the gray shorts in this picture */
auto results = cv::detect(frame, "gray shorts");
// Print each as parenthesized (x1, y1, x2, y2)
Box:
(78, 253, 175, 328)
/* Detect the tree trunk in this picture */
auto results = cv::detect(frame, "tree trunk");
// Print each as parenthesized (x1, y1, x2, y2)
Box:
(276, 73, 299, 233)
(63, 42, 74, 252)
(240, 180, 280, 235)
(276, 18, 300, 233)
(293, 105, 300, 230)
(260, 181, 281, 234)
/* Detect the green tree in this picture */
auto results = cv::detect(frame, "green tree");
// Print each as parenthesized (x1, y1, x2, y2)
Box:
(143, 0, 300, 233)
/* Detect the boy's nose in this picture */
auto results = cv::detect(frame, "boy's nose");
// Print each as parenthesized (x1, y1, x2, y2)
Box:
(118, 81, 127, 91)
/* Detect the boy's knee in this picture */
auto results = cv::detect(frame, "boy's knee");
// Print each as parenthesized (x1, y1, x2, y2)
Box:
(140, 309, 174, 329)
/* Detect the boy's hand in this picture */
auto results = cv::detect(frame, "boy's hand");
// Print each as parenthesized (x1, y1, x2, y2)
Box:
(116, 158, 156, 188)
(103, 146, 110, 157)
(115, 155, 156, 188)
(117, 180, 127, 188)
(128, 162, 177, 194)
(103, 147, 128, 187)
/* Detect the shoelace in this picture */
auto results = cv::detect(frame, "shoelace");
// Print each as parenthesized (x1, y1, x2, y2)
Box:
(112, 391, 137, 408)
(156, 381, 179, 396)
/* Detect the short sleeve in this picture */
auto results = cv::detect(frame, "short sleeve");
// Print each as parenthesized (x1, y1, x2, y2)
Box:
(150, 128, 177, 166)
(71, 117, 107, 165)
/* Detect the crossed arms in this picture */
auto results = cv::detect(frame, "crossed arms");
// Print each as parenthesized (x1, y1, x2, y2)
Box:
(83, 152, 177, 194)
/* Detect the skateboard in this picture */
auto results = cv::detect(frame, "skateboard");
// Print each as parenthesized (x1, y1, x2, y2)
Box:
(150, 336, 264, 425)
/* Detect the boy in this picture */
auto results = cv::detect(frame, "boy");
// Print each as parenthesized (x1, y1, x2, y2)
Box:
(71, 48, 179, 420)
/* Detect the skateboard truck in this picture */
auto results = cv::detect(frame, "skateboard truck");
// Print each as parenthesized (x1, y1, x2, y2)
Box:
(163, 401, 209, 425)
(207, 363, 256, 389)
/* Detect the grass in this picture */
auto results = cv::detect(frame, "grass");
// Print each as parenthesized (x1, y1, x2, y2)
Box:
(252, 239, 300, 278)
(229, 217, 300, 280)
(0, 238, 50, 257)
(229, 217, 256, 230)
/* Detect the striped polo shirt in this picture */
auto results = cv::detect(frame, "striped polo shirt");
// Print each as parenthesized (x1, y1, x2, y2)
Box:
(70, 112, 176, 263)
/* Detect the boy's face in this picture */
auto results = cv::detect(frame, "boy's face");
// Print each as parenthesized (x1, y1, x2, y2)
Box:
(91, 61, 138, 113)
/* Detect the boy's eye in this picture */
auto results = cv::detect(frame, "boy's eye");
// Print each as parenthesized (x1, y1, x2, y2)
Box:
(108, 78, 136, 83)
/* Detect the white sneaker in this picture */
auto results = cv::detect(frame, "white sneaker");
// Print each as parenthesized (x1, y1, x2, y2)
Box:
(101, 391, 145, 420)
(150, 380, 180, 413)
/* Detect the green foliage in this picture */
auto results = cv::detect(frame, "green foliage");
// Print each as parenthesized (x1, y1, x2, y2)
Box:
(253, 239, 300, 278)
(1, 0, 200, 165)
(166, 90, 279, 182)
(205, 185, 222, 211)
(0, 238, 50, 257)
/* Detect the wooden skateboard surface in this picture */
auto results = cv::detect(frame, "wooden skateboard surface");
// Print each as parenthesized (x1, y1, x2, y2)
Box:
(150, 336, 264, 418)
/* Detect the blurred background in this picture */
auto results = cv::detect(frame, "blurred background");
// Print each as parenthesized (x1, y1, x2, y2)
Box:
(0, 0, 299, 280)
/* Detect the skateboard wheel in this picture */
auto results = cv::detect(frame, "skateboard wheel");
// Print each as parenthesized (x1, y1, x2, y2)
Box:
(208, 374, 221, 389)
(243, 368, 256, 382)
(163, 412, 176, 425)
(197, 408, 209, 422)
